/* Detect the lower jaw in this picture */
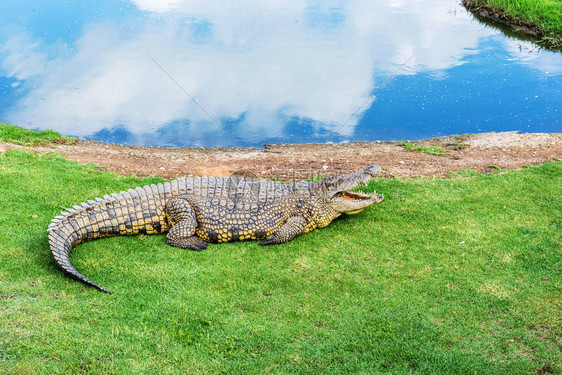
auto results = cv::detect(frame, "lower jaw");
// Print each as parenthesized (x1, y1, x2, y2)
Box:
(345, 208, 365, 215)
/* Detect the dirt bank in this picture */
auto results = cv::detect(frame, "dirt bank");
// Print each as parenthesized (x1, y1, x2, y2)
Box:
(1, 131, 560, 181)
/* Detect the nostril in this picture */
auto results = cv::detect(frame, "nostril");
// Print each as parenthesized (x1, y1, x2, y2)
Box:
(365, 165, 382, 176)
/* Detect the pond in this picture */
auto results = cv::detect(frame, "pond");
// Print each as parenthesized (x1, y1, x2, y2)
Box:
(0, 0, 560, 147)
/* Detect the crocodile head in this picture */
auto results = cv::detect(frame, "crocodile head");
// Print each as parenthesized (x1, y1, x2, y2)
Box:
(324, 165, 384, 214)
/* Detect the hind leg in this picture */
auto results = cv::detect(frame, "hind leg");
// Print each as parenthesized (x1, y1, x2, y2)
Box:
(166, 198, 208, 251)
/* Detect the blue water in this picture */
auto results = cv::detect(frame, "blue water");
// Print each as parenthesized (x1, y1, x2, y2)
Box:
(1, 0, 560, 147)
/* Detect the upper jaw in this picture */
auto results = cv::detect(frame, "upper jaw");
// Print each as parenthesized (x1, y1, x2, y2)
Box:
(327, 165, 382, 196)
(334, 167, 382, 199)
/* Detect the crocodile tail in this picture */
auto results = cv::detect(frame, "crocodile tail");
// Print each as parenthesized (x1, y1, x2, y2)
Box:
(47, 184, 171, 293)
(48, 226, 113, 293)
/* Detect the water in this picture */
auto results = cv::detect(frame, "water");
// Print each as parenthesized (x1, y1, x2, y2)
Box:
(1, 0, 560, 147)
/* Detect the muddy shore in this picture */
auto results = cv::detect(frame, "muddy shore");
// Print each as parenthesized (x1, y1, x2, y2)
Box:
(1, 131, 560, 182)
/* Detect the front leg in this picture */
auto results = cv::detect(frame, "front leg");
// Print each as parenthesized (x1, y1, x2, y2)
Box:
(259, 216, 308, 246)
(166, 198, 208, 251)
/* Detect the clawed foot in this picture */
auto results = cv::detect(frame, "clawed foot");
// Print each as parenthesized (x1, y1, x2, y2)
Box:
(168, 236, 208, 251)
(259, 236, 276, 246)
(186, 237, 208, 251)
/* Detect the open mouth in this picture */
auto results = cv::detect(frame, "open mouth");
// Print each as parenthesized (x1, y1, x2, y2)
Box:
(342, 191, 373, 201)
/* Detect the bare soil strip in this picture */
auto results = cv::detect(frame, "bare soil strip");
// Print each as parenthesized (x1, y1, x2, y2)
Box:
(1, 132, 560, 181)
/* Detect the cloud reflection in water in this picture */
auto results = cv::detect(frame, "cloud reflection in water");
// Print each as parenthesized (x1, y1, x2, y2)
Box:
(0, 0, 559, 147)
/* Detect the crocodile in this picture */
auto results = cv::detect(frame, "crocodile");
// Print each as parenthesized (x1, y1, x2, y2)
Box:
(48, 166, 384, 293)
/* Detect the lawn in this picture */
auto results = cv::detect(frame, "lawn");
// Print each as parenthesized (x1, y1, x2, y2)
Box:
(0, 149, 560, 374)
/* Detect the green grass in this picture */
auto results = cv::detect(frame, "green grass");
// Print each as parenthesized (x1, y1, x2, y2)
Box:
(464, 0, 562, 48)
(1, 149, 560, 374)
(0, 122, 76, 146)
(399, 142, 449, 156)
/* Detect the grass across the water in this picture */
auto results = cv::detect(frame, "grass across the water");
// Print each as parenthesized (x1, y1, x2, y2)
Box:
(0, 149, 560, 374)
(464, 0, 562, 48)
